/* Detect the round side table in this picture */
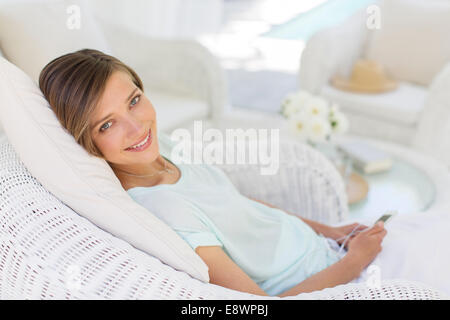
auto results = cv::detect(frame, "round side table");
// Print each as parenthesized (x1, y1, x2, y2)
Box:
(348, 157, 435, 221)
(334, 135, 449, 222)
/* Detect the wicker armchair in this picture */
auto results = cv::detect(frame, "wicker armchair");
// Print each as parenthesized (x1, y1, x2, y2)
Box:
(0, 135, 447, 299)
(298, 2, 450, 149)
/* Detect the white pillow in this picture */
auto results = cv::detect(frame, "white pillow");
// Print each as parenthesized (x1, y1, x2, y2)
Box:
(0, 56, 210, 283)
(0, 45, 3, 136)
(365, 0, 450, 86)
(0, 0, 112, 84)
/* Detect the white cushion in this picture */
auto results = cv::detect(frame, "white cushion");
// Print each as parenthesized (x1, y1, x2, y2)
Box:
(413, 62, 450, 167)
(0, 0, 112, 84)
(321, 82, 427, 126)
(149, 90, 209, 132)
(0, 56, 210, 282)
(0, 47, 3, 135)
(365, 0, 450, 86)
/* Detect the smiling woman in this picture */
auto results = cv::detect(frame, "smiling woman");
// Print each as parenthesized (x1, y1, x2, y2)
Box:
(38, 48, 179, 190)
(37, 48, 388, 298)
(39, 48, 144, 159)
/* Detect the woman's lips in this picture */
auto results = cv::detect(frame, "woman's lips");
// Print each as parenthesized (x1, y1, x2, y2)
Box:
(125, 129, 152, 152)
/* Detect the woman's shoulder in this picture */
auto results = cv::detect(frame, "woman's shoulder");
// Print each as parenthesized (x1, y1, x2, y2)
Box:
(128, 186, 210, 230)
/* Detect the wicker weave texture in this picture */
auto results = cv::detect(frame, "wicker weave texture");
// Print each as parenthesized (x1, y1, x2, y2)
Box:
(215, 140, 349, 225)
(0, 137, 447, 299)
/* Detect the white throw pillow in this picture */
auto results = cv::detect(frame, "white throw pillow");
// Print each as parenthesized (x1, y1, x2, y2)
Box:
(0, 0, 112, 84)
(0, 56, 210, 283)
(365, 0, 450, 86)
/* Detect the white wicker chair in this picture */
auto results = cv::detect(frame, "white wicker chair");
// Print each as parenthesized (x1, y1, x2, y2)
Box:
(0, 0, 229, 136)
(298, 2, 450, 149)
(0, 135, 447, 300)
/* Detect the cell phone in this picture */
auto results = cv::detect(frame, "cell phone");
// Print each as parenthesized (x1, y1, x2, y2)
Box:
(375, 211, 396, 224)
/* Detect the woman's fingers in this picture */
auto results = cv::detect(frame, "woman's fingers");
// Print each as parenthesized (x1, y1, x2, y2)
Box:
(367, 221, 385, 234)
(357, 224, 369, 231)
(378, 229, 388, 239)
(335, 222, 383, 244)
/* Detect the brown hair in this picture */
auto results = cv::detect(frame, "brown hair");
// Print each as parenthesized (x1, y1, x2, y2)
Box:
(39, 48, 144, 159)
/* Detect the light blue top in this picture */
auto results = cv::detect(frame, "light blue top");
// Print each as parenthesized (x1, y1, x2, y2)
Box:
(126, 132, 342, 296)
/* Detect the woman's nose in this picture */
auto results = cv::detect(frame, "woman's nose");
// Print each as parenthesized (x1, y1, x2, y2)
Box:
(125, 119, 145, 136)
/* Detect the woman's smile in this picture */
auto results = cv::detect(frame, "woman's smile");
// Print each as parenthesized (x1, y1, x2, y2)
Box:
(125, 128, 152, 152)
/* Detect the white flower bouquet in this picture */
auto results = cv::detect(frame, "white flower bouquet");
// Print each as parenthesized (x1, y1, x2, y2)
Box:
(280, 90, 349, 144)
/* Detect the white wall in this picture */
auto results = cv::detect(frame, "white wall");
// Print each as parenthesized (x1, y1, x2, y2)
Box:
(89, 0, 224, 39)
(0, 0, 224, 39)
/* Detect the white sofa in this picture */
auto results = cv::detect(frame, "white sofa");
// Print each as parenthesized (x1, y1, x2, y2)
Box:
(0, 0, 228, 135)
(298, 0, 450, 149)
(0, 134, 446, 299)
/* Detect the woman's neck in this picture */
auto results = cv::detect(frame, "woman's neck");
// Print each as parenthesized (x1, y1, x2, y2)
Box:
(114, 155, 180, 190)
(112, 155, 166, 189)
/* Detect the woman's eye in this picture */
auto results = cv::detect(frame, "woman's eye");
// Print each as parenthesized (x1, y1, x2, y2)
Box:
(100, 121, 112, 132)
(131, 94, 141, 107)
(99, 94, 141, 133)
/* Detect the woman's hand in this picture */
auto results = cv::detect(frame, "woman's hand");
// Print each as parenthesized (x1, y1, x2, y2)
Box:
(319, 223, 368, 249)
(345, 222, 387, 272)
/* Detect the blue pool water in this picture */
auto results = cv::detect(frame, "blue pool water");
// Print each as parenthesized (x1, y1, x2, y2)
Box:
(262, 0, 378, 41)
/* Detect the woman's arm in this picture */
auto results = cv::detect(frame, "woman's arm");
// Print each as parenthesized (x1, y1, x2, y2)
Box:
(195, 246, 269, 296)
(277, 254, 363, 297)
(278, 223, 387, 297)
(195, 245, 363, 297)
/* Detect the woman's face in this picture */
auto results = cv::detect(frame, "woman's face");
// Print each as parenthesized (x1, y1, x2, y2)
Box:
(90, 70, 159, 171)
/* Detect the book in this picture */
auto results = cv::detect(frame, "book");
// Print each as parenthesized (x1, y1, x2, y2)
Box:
(337, 141, 393, 174)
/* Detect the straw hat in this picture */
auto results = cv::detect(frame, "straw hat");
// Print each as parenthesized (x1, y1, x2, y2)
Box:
(332, 59, 398, 93)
